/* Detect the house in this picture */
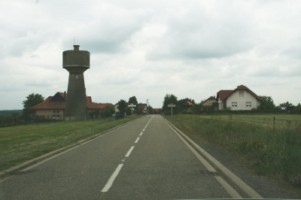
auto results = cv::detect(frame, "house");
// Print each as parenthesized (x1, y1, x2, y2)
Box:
(202, 96, 217, 108)
(217, 85, 260, 111)
(178, 98, 195, 113)
(201, 96, 218, 111)
(86, 97, 113, 118)
(31, 92, 112, 120)
(31, 92, 66, 120)
(114, 102, 149, 116)
(137, 103, 148, 114)
(152, 108, 162, 114)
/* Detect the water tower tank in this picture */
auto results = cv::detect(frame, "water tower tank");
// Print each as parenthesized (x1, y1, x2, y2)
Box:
(63, 45, 90, 71)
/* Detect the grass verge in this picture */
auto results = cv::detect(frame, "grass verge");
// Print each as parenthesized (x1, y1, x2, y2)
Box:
(0, 116, 140, 172)
(166, 114, 301, 187)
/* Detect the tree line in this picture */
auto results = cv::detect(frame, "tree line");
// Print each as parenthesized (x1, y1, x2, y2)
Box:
(162, 94, 301, 115)
(0, 94, 152, 127)
(1, 93, 300, 127)
(115, 96, 155, 119)
(0, 93, 44, 127)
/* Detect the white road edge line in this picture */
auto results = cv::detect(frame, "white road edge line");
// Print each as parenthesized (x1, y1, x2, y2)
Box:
(168, 123, 242, 199)
(167, 120, 263, 199)
(101, 164, 124, 193)
(215, 176, 242, 198)
(7, 121, 130, 175)
(125, 146, 135, 158)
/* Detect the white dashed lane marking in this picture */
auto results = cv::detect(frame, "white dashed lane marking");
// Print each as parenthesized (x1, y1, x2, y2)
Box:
(100, 116, 153, 193)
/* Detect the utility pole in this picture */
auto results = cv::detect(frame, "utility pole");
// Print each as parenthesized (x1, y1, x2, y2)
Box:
(146, 99, 150, 114)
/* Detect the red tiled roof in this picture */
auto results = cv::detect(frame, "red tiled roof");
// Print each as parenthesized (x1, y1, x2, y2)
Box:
(217, 85, 259, 102)
(202, 96, 217, 107)
(31, 92, 112, 110)
(217, 90, 233, 101)
(137, 103, 147, 110)
(31, 96, 66, 110)
(86, 96, 113, 109)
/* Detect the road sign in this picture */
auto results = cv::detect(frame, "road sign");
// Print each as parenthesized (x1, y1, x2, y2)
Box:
(168, 104, 176, 108)
(167, 104, 176, 115)
(128, 104, 136, 115)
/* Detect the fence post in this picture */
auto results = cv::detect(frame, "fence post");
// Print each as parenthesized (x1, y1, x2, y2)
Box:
(273, 116, 276, 131)
(229, 114, 233, 133)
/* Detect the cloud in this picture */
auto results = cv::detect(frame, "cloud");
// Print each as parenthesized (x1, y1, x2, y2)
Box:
(147, 1, 255, 60)
(60, 3, 151, 54)
(1, 0, 301, 109)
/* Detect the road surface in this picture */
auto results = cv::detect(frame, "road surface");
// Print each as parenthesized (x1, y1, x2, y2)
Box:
(0, 115, 261, 199)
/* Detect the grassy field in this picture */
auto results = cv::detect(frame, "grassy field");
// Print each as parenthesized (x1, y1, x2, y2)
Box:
(166, 114, 301, 187)
(0, 116, 140, 172)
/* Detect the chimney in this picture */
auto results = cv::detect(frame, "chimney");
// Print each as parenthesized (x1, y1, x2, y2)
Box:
(73, 45, 80, 51)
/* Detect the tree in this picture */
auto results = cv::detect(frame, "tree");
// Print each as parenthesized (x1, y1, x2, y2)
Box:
(293, 103, 301, 114)
(162, 94, 178, 114)
(128, 96, 138, 105)
(117, 99, 127, 118)
(192, 103, 203, 114)
(128, 96, 138, 115)
(0, 111, 21, 127)
(257, 96, 276, 112)
(102, 105, 115, 117)
(22, 93, 44, 120)
(178, 98, 195, 114)
(89, 110, 100, 119)
(279, 101, 294, 112)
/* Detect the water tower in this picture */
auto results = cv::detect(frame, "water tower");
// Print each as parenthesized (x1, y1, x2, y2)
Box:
(63, 45, 90, 120)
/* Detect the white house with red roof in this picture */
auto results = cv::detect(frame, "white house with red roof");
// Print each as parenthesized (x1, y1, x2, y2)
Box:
(217, 85, 261, 111)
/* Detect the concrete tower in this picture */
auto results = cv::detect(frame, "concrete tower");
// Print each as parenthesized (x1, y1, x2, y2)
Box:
(63, 45, 90, 120)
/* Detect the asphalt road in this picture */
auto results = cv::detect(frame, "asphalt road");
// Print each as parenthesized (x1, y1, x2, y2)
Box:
(0, 115, 255, 200)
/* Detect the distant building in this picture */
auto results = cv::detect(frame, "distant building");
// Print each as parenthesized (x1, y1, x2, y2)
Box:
(31, 92, 66, 120)
(31, 92, 112, 120)
(86, 97, 113, 118)
(217, 85, 261, 111)
(137, 103, 148, 114)
(202, 96, 217, 110)
(152, 108, 162, 114)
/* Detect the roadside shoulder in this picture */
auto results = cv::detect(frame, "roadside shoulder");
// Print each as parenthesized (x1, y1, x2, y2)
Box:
(188, 132, 301, 199)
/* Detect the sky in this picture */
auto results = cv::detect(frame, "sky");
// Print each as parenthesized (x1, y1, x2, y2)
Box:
(0, 0, 301, 110)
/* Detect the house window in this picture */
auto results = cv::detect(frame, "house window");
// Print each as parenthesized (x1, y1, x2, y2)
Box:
(232, 102, 237, 107)
(239, 91, 244, 97)
(246, 101, 252, 107)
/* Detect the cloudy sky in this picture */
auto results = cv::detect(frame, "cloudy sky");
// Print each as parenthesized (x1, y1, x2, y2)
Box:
(1, 0, 301, 109)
